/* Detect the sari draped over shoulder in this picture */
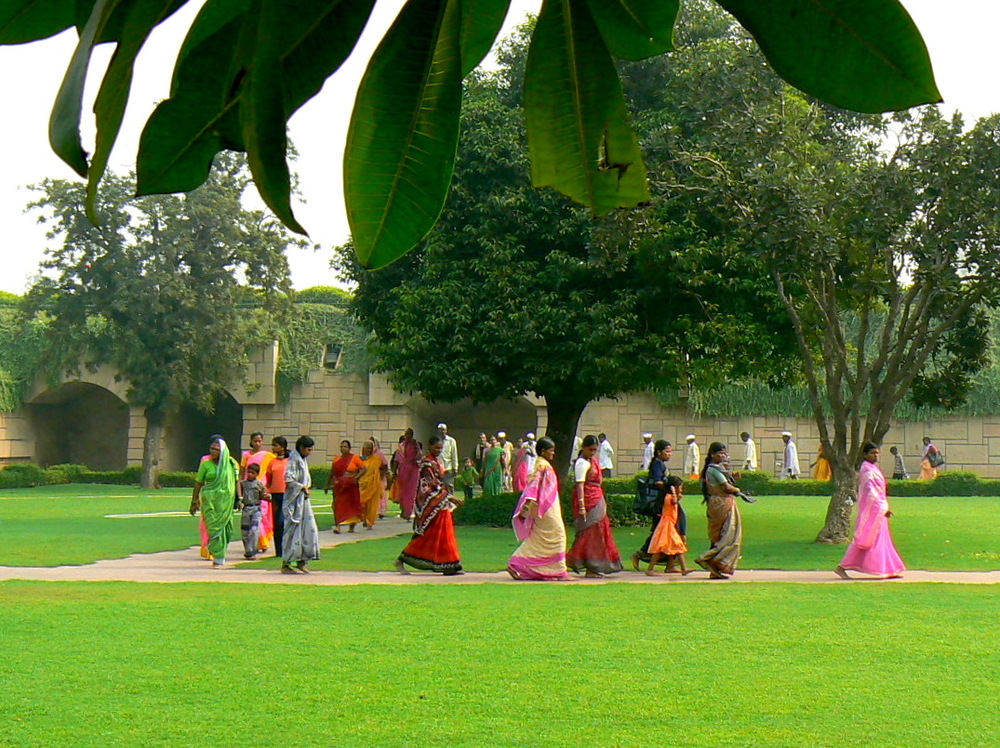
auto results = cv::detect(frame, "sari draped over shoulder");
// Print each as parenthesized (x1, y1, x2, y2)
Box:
(483, 446, 504, 495)
(695, 464, 742, 576)
(394, 438, 421, 517)
(332, 452, 364, 526)
(839, 461, 905, 577)
(242, 449, 275, 551)
(398, 453, 462, 573)
(566, 457, 622, 574)
(282, 449, 321, 564)
(509, 457, 568, 580)
(359, 452, 386, 527)
(198, 440, 238, 563)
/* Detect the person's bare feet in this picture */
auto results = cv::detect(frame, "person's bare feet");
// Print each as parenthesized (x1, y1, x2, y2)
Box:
(630, 553, 641, 572)
(393, 558, 411, 575)
(834, 565, 850, 580)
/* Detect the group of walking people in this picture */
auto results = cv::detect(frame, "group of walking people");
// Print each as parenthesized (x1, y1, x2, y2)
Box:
(190, 428, 905, 581)
(190, 433, 320, 573)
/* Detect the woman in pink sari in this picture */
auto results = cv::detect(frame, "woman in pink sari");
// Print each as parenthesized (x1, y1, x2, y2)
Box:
(566, 435, 622, 577)
(512, 440, 530, 492)
(836, 442, 905, 579)
(240, 432, 274, 552)
(393, 428, 421, 520)
(508, 437, 569, 580)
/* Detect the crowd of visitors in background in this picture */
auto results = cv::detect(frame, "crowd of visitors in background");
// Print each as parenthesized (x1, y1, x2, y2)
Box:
(188, 423, 912, 581)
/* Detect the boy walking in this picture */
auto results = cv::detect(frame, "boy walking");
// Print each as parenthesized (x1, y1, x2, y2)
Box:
(239, 462, 270, 559)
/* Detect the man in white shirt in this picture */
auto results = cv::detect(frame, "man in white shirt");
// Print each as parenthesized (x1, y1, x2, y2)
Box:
(683, 434, 700, 478)
(641, 433, 655, 470)
(781, 431, 800, 479)
(740, 431, 757, 471)
(597, 433, 615, 478)
(524, 432, 537, 472)
(437, 423, 459, 486)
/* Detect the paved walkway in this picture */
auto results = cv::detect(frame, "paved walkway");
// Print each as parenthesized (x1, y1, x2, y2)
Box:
(1, 516, 996, 585)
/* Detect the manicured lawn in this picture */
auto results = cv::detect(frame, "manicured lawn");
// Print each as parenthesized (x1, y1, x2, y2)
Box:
(0, 581, 996, 747)
(1, 485, 997, 570)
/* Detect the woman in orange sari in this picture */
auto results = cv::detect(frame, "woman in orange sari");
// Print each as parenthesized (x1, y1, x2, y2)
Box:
(240, 432, 275, 551)
(811, 442, 833, 481)
(645, 475, 690, 575)
(324, 440, 365, 533)
(358, 439, 388, 529)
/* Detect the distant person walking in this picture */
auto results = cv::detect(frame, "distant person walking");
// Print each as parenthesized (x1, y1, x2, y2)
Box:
(890, 446, 908, 480)
(645, 475, 690, 576)
(326, 439, 365, 533)
(190, 436, 240, 569)
(240, 432, 275, 552)
(281, 436, 320, 574)
(740, 432, 757, 471)
(781, 431, 800, 479)
(695, 442, 746, 579)
(641, 433, 655, 470)
(438, 423, 459, 487)
(508, 437, 569, 580)
(683, 434, 700, 478)
(394, 437, 463, 575)
(265, 436, 290, 557)
(393, 428, 421, 519)
(359, 439, 388, 529)
(811, 443, 832, 481)
(238, 462, 269, 559)
(630, 439, 676, 571)
(919, 437, 942, 480)
(836, 442, 905, 580)
(598, 433, 615, 478)
(482, 435, 505, 495)
(567, 435, 622, 578)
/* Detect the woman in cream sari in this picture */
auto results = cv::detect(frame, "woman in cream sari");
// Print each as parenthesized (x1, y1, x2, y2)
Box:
(507, 437, 569, 580)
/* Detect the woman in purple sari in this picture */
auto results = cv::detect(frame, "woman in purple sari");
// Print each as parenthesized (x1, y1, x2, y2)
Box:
(836, 442, 905, 579)
(507, 437, 569, 580)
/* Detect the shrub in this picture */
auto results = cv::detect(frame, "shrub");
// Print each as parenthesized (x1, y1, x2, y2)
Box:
(453, 492, 519, 527)
(293, 286, 351, 307)
(0, 463, 48, 488)
(158, 471, 197, 488)
(43, 463, 90, 484)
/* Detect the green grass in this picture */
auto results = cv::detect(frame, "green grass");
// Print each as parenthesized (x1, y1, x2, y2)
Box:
(1, 485, 997, 570)
(0, 581, 996, 747)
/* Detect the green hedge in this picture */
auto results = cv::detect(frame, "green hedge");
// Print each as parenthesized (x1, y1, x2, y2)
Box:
(454, 491, 649, 528)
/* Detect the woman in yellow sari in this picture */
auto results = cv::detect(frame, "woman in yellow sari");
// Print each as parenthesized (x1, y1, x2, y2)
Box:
(358, 439, 388, 529)
(811, 443, 833, 481)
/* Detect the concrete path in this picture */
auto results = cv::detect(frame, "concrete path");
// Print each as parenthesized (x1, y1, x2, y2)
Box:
(1, 516, 996, 585)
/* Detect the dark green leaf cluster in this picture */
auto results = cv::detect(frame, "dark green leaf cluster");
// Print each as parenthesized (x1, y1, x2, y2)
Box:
(1, 0, 941, 268)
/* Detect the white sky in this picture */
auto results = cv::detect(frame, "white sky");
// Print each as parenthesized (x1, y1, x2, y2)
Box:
(0, 0, 996, 294)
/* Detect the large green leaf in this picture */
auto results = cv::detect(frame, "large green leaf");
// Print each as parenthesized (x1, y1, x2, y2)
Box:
(86, 0, 188, 222)
(345, 0, 472, 269)
(456, 0, 510, 75)
(0, 0, 91, 43)
(524, 0, 649, 215)
(584, 0, 678, 60)
(715, 0, 941, 112)
(48, 0, 114, 177)
(138, 0, 374, 226)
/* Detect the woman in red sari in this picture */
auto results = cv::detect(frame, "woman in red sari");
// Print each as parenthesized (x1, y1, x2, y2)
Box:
(324, 440, 366, 533)
(566, 435, 622, 577)
(394, 436, 463, 575)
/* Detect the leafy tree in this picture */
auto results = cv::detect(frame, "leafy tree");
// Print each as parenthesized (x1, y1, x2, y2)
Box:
(335, 22, 799, 474)
(0, 0, 940, 267)
(26, 153, 297, 488)
(619, 15, 1000, 542)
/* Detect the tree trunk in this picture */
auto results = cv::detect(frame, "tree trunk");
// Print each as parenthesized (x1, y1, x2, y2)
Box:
(542, 393, 588, 485)
(141, 406, 165, 490)
(815, 461, 856, 544)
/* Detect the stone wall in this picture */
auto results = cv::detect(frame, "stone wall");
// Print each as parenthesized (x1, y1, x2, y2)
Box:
(4, 345, 997, 478)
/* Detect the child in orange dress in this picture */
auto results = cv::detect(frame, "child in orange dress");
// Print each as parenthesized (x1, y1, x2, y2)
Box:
(646, 475, 690, 575)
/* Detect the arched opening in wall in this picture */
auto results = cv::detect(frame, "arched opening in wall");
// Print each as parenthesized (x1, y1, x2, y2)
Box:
(405, 396, 538, 460)
(27, 382, 129, 469)
(163, 392, 243, 472)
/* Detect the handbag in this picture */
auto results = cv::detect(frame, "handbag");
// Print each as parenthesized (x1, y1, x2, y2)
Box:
(929, 450, 945, 468)
(633, 476, 662, 516)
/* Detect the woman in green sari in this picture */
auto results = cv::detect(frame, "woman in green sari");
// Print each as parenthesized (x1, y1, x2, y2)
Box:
(190, 436, 240, 568)
(482, 435, 504, 495)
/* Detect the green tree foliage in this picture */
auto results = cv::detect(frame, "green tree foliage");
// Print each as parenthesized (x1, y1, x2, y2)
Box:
(621, 12, 1000, 541)
(335, 20, 800, 473)
(0, 0, 940, 268)
(26, 153, 297, 487)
